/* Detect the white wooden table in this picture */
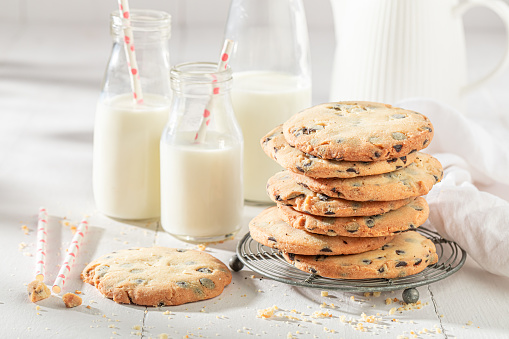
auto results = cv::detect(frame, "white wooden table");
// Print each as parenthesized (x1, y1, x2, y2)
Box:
(1, 22, 509, 339)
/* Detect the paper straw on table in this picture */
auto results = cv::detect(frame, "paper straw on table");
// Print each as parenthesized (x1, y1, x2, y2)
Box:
(52, 217, 89, 294)
(194, 39, 235, 143)
(34, 207, 48, 281)
(117, 0, 144, 104)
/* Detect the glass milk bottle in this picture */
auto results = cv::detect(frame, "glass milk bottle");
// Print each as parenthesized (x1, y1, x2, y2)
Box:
(224, 0, 312, 204)
(160, 62, 243, 243)
(93, 10, 171, 220)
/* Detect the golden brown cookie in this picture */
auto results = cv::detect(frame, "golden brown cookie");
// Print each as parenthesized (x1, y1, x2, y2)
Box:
(278, 197, 429, 237)
(261, 125, 417, 178)
(282, 101, 433, 161)
(283, 231, 438, 279)
(290, 153, 443, 201)
(81, 247, 232, 306)
(267, 171, 415, 217)
(249, 207, 394, 255)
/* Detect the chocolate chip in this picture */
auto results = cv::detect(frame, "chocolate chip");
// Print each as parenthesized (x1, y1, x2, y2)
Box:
(378, 266, 385, 273)
(365, 218, 375, 228)
(409, 149, 417, 154)
(275, 195, 282, 201)
(391, 113, 406, 119)
(362, 259, 372, 265)
(396, 250, 405, 255)
(414, 258, 422, 266)
(324, 211, 335, 215)
(274, 147, 279, 153)
(135, 279, 145, 284)
(346, 168, 359, 174)
(433, 175, 439, 182)
(199, 278, 215, 289)
(268, 237, 277, 243)
(176, 249, 187, 252)
(351, 182, 361, 187)
(393, 144, 403, 152)
(343, 240, 348, 245)
(296, 166, 305, 173)
(412, 205, 423, 211)
(387, 158, 398, 163)
(345, 223, 360, 233)
(288, 253, 295, 261)
(395, 261, 408, 267)
(302, 159, 313, 167)
(298, 182, 310, 190)
(374, 151, 381, 158)
(158, 301, 165, 307)
(262, 137, 271, 144)
(197, 268, 212, 274)
(420, 126, 432, 132)
(392, 132, 407, 140)
(381, 245, 389, 250)
(400, 156, 407, 164)
(317, 193, 330, 201)
(396, 166, 402, 169)
(423, 139, 429, 146)
(315, 255, 326, 261)
(310, 268, 317, 274)
(176, 281, 189, 288)
(320, 247, 333, 252)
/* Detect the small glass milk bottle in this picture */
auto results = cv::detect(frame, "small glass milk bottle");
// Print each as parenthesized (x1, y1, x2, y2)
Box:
(93, 10, 172, 220)
(160, 62, 243, 243)
(224, 0, 312, 204)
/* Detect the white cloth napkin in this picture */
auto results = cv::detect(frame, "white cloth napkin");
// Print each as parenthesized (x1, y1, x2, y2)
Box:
(396, 98, 509, 277)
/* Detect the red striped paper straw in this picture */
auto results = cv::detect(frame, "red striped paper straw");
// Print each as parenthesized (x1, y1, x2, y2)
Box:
(117, 0, 143, 104)
(194, 39, 235, 143)
(34, 207, 48, 281)
(52, 217, 89, 294)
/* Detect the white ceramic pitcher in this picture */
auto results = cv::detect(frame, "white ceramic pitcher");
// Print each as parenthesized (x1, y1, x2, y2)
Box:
(329, 0, 509, 110)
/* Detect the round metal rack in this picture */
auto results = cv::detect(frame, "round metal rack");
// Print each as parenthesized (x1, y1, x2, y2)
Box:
(233, 227, 466, 301)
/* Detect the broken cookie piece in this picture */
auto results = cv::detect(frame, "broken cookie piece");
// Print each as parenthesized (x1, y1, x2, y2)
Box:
(27, 280, 51, 303)
(62, 293, 82, 308)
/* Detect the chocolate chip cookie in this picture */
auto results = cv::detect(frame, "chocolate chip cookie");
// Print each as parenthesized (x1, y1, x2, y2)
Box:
(249, 207, 394, 255)
(283, 231, 438, 279)
(282, 101, 433, 161)
(261, 125, 417, 178)
(81, 247, 232, 306)
(267, 171, 415, 217)
(278, 197, 429, 237)
(290, 153, 443, 201)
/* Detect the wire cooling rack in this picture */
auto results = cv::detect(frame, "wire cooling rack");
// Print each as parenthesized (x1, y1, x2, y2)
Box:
(234, 227, 466, 295)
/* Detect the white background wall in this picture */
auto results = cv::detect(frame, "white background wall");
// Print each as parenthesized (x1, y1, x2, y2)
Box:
(3, 0, 509, 28)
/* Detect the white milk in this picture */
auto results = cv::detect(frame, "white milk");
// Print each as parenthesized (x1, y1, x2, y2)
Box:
(93, 93, 170, 220)
(160, 131, 243, 241)
(231, 71, 311, 203)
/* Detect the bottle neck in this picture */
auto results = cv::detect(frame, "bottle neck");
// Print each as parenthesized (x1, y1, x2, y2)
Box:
(170, 62, 233, 97)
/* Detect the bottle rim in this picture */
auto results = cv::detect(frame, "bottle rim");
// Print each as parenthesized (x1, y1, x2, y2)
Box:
(111, 9, 171, 35)
(170, 62, 232, 84)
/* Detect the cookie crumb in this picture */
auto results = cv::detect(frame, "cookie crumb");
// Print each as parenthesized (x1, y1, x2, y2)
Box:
(158, 334, 168, 339)
(62, 293, 82, 308)
(133, 325, 141, 330)
(321, 291, 328, 297)
(364, 292, 371, 297)
(466, 321, 473, 326)
(257, 305, 278, 318)
(385, 298, 393, 305)
(27, 280, 51, 303)
(373, 292, 381, 297)
(74, 290, 82, 294)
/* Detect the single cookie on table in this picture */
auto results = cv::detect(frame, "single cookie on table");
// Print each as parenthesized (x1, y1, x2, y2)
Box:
(282, 101, 433, 161)
(82, 247, 231, 306)
(267, 171, 415, 217)
(290, 153, 443, 201)
(283, 231, 438, 279)
(261, 125, 417, 178)
(278, 197, 429, 237)
(249, 207, 394, 255)
(27, 280, 51, 303)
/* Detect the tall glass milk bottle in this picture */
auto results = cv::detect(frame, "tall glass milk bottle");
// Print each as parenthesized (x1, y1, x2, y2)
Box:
(224, 0, 312, 204)
(93, 10, 171, 220)
(160, 62, 243, 243)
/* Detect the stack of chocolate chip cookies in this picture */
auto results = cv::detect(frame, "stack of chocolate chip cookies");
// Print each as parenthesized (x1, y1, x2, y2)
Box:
(249, 101, 442, 280)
